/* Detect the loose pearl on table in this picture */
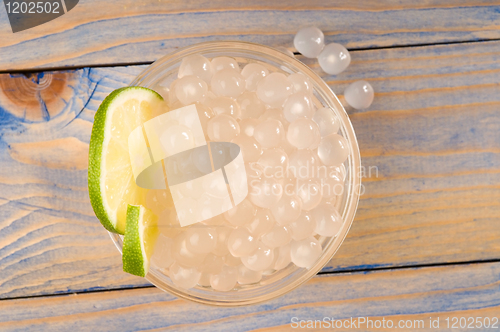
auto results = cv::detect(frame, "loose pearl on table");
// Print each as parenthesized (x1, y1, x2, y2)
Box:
(160, 124, 195, 156)
(293, 26, 325, 58)
(212, 226, 233, 256)
(248, 176, 283, 208)
(261, 224, 291, 248)
(185, 227, 218, 254)
(211, 57, 241, 72)
(258, 148, 288, 179)
(246, 208, 275, 237)
(231, 135, 262, 163)
(288, 72, 313, 95)
(256, 73, 293, 107)
(290, 237, 322, 268)
(227, 228, 258, 257)
(288, 149, 319, 179)
(288, 211, 316, 241)
(151, 234, 174, 269)
(344, 80, 374, 110)
(198, 253, 224, 274)
(241, 63, 269, 91)
(241, 242, 275, 271)
(254, 119, 285, 148)
(210, 265, 238, 291)
(205, 96, 241, 118)
(312, 202, 344, 237)
(283, 92, 315, 123)
(296, 179, 323, 211)
(178, 54, 214, 84)
(270, 194, 302, 226)
(312, 107, 340, 137)
(175, 75, 208, 105)
(207, 114, 240, 142)
(211, 69, 246, 97)
(317, 43, 351, 75)
(172, 232, 207, 267)
(274, 243, 292, 270)
(169, 262, 201, 289)
(287, 118, 320, 149)
(237, 92, 266, 119)
(317, 133, 350, 166)
(237, 265, 262, 285)
(224, 198, 256, 226)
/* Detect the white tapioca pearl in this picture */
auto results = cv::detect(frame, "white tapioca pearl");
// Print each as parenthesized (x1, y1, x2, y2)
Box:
(288, 211, 316, 241)
(241, 242, 275, 271)
(283, 92, 315, 123)
(237, 264, 262, 284)
(241, 63, 269, 91)
(169, 262, 201, 289)
(312, 107, 340, 137)
(317, 133, 350, 166)
(288, 72, 313, 94)
(224, 198, 256, 227)
(211, 57, 241, 72)
(274, 243, 292, 270)
(178, 54, 214, 83)
(256, 72, 293, 108)
(211, 69, 246, 97)
(261, 224, 291, 248)
(246, 208, 276, 237)
(237, 92, 266, 119)
(270, 194, 302, 226)
(318, 43, 351, 75)
(210, 265, 238, 291)
(185, 227, 218, 254)
(286, 118, 320, 149)
(207, 114, 240, 142)
(290, 237, 322, 268)
(312, 202, 344, 237)
(344, 80, 374, 110)
(227, 228, 258, 257)
(254, 119, 285, 148)
(175, 75, 208, 105)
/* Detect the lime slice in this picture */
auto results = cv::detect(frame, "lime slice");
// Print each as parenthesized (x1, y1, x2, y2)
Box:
(88, 87, 164, 234)
(122, 204, 159, 277)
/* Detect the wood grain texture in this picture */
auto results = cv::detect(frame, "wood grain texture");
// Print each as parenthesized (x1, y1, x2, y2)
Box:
(1, 1, 500, 70)
(0, 261, 499, 331)
(0, 40, 499, 299)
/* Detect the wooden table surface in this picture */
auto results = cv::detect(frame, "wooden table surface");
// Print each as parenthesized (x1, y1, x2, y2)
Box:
(1, 1, 499, 331)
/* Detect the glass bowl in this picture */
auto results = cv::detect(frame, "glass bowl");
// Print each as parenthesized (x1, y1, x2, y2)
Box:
(109, 41, 361, 306)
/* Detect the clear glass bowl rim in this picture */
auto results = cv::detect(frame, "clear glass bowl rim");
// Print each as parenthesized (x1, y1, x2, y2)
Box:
(109, 41, 361, 306)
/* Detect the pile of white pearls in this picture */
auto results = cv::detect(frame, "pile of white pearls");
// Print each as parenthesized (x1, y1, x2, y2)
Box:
(147, 53, 350, 292)
(293, 26, 374, 110)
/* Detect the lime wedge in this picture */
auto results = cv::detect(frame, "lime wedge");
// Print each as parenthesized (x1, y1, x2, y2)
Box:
(123, 204, 159, 277)
(88, 87, 164, 234)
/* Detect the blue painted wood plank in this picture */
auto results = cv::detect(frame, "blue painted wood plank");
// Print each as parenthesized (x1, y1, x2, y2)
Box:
(1, 2, 500, 70)
(0, 40, 499, 299)
(0, 261, 499, 331)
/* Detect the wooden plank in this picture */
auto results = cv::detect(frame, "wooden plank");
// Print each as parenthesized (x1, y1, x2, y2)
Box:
(1, 40, 499, 299)
(0, 262, 499, 331)
(1, 1, 500, 70)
